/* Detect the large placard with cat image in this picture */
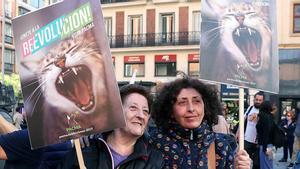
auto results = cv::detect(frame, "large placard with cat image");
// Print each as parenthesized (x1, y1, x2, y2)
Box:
(12, 0, 125, 148)
(200, 0, 279, 93)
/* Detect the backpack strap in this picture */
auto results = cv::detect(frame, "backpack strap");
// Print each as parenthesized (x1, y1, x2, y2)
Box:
(244, 106, 254, 132)
(207, 142, 216, 169)
(245, 106, 254, 117)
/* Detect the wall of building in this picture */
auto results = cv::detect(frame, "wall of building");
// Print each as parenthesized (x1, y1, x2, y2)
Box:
(102, 0, 201, 83)
(277, 0, 300, 47)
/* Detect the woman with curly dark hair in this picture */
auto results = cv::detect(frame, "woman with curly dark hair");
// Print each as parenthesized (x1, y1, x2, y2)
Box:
(149, 78, 250, 169)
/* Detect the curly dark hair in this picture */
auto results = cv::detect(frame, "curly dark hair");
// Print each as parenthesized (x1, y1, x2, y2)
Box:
(151, 78, 220, 131)
(119, 84, 152, 109)
(259, 101, 272, 114)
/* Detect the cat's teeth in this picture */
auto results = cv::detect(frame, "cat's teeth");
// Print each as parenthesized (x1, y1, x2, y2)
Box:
(248, 28, 252, 35)
(72, 68, 77, 75)
(59, 76, 64, 84)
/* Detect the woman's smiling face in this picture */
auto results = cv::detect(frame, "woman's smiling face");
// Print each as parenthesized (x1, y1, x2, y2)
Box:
(172, 88, 204, 129)
(121, 93, 150, 137)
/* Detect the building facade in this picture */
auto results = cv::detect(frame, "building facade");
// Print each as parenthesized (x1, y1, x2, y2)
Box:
(0, 0, 16, 74)
(0, 0, 51, 75)
(272, 0, 300, 117)
(101, 0, 201, 85)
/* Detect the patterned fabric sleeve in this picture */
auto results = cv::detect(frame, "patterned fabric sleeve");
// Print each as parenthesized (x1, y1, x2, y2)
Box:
(215, 133, 236, 169)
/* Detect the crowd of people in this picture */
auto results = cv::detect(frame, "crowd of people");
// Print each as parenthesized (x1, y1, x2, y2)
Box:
(241, 91, 300, 169)
(0, 77, 299, 169)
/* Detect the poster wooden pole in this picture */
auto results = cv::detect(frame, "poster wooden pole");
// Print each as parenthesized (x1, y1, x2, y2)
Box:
(239, 88, 245, 150)
(129, 69, 138, 84)
(74, 138, 86, 169)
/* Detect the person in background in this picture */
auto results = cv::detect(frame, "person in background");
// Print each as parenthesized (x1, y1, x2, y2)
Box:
(221, 102, 229, 118)
(213, 102, 231, 135)
(288, 102, 300, 168)
(282, 105, 292, 120)
(279, 110, 296, 163)
(58, 84, 164, 169)
(256, 101, 275, 169)
(12, 111, 23, 130)
(0, 129, 72, 169)
(0, 115, 18, 134)
(271, 103, 278, 117)
(237, 91, 265, 169)
(150, 78, 250, 169)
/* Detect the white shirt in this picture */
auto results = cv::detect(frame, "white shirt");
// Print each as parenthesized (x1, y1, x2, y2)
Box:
(244, 106, 259, 144)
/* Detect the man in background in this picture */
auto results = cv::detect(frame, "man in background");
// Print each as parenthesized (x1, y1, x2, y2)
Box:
(238, 91, 264, 169)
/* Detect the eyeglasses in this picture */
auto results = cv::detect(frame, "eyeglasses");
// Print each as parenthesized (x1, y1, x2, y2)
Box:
(287, 115, 292, 117)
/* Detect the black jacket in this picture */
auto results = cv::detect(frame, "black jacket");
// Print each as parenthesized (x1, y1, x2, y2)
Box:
(256, 112, 273, 152)
(57, 135, 164, 169)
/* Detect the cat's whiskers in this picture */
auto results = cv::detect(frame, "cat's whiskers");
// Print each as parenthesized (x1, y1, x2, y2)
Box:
(22, 80, 40, 89)
(25, 78, 48, 106)
(201, 25, 224, 36)
(201, 19, 220, 24)
(30, 89, 43, 115)
(205, 31, 221, 47)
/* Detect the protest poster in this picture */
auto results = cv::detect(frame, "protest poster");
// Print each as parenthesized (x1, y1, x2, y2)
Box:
(12, 0, 125, 148)
(200, 0, 279, 93)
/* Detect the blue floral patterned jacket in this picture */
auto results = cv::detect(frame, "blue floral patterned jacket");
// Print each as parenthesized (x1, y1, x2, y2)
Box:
(149, 121, 236, 169)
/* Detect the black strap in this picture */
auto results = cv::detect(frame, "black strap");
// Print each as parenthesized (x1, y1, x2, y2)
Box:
(244, 106, 254, 132)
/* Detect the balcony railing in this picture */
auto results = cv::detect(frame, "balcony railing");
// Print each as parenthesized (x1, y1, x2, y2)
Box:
(107, 31, 200, 48)
(101, 0, 129, 4)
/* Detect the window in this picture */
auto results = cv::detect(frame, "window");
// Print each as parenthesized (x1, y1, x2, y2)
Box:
(125, 64, 145, 77)
(30, 0, 48, 8)
(104, 17, 112, 37)
(124, 56, 145, 77)
(5, 23, 12, 37)
(155, 54, 176, 76)
(51, 0, 61, 3)
(4, 23, 13, 44)
(293, 4, 300, 33)
(19, 7, 30, 15)
(104, 17, 112, 45)
(193, 11, 201, 32)
(188, 63, 199, 76)
(4, 49, 15, 73)
(128, 15, 142, 45)
(188, 54, 200, 76)
(4, 0, 11, 18)
(160, 13, 175, 43)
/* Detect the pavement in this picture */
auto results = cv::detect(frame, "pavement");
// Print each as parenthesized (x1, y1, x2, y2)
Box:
(274, 147, 295, 169)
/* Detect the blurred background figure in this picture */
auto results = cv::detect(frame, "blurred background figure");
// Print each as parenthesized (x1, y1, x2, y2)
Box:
(287, 103, 300, 168)
(13, 106, 23, 130)
(213, 102, 231, 135)
(256, 101, 275, 169)
(279, 110, 296, 163)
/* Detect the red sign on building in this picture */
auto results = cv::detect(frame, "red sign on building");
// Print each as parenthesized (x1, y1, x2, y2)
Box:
(155, 54, 176, 62)
(188, 54, 200, 62)
(124, 55, 145, 63)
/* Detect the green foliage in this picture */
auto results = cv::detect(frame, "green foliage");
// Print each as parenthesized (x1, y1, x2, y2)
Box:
(0, 73, 22, 101)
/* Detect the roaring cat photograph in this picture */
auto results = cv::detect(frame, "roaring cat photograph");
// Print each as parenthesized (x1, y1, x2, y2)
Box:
(20, 30, 124, 147)
(200, 0, 278, 92)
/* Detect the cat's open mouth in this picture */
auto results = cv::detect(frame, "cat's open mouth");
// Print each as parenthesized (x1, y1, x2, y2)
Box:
(55, 65, 94, 111)
(232, 26, 262, 69)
